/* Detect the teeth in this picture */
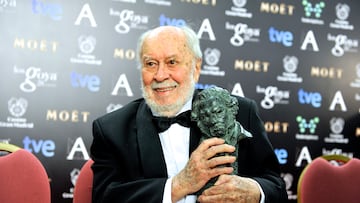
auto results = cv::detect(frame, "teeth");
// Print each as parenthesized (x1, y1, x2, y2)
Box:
(156, 87, 174, 92)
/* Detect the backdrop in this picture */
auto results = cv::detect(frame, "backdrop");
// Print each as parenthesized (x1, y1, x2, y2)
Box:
(0, 0, 359, 202)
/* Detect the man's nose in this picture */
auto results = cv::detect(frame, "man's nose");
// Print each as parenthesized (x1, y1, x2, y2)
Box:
(154, 63, 169, 81)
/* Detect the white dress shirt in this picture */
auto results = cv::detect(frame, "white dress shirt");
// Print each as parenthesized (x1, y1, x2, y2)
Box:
(156, 100, 195, 203)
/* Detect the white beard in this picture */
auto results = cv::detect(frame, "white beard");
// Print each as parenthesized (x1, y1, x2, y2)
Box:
(141, 68, 196, 117)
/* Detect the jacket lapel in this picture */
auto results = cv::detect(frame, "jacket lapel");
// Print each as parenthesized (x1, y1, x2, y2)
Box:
(189, 122, 201, 154)
(190, 89, 201, 153)
(136, 101, 168, 178)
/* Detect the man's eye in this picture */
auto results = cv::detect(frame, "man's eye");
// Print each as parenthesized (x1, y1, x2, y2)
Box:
(146, 61, 156, 67)
(168, 59, 177, 65)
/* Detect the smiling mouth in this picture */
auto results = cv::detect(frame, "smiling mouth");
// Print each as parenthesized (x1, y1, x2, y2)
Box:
(151, 81, 178, 93)
(155, 86, 175, 92)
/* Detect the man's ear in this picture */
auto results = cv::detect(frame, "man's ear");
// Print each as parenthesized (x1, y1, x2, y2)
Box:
(193, 58, 202, 82)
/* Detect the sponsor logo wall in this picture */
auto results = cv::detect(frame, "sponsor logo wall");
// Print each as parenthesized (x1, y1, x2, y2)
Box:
(0, 1, 359, 202)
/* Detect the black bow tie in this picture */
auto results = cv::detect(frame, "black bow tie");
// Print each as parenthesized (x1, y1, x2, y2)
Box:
(152, 110, 192, 133)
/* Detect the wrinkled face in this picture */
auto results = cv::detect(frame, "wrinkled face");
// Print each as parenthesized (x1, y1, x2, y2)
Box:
(141, 27, 201, 117)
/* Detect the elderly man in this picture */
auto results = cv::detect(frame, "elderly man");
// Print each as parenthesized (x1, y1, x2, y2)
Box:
(90, 25, 287, 203)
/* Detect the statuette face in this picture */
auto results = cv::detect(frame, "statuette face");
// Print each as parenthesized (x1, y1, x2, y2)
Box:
(191, 86, 252, 146)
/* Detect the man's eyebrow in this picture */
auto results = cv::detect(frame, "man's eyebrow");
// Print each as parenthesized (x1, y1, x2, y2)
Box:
(142, 55, 179, 61)
(142, 56, 153, 61)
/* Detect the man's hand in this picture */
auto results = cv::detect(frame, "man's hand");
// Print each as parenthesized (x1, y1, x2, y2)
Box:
(197, 174, 261, 203)
(171, 138, 236, 202)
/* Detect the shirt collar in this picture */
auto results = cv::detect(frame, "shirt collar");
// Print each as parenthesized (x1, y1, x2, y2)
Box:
(177, 99, 192, 115)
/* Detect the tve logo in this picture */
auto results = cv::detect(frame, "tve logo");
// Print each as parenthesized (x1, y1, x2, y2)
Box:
(23, 136, 55, 157)
(70, 71, 100, 92)
(298, 88, 322, 108)
(274, 148, 288, 164)
(32, 0, 63, 21)
(159, 14, 186, 27)
(268, 27, 293, 47)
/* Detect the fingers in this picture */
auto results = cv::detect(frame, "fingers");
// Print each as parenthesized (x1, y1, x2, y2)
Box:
(173, 138, 237, 197)
(198, 175, 261, 203)
(197, 137, 226, 151)
(208, 166, 234, 180)
(205, 144, 236, 160)
(207, 156, 236, 169)
(196, 137, 236, 173)
(198, 137, 236, 159)
(214, 174, 232, 186)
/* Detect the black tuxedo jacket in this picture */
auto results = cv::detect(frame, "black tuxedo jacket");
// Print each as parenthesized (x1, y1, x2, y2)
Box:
(90, 95, 287, 203)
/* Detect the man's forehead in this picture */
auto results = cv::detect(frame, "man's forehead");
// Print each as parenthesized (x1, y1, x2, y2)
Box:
(141, 41, 190, 60)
